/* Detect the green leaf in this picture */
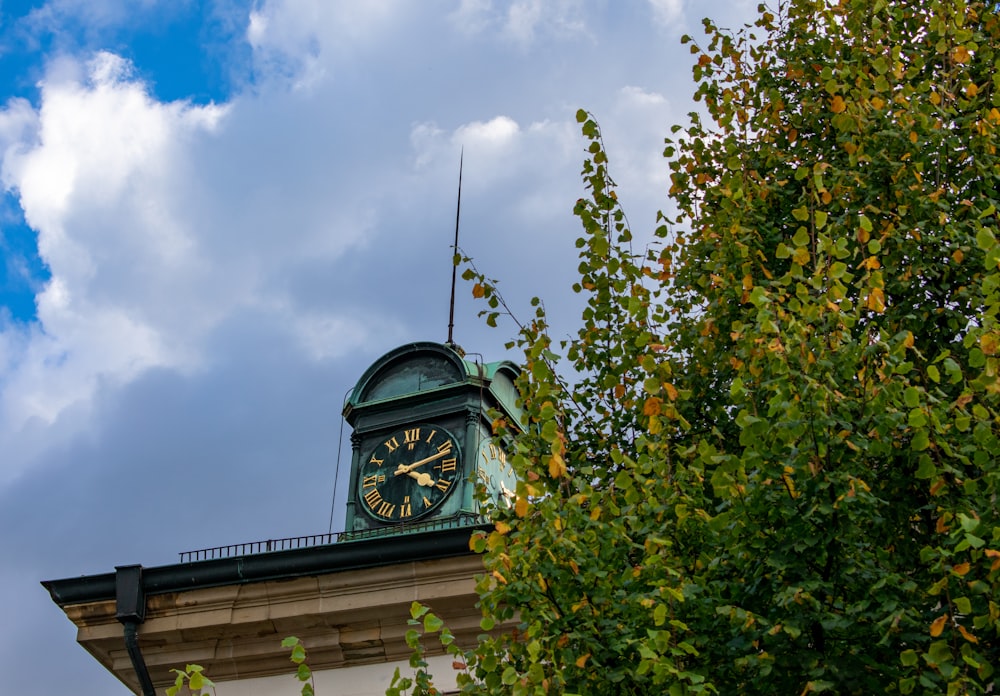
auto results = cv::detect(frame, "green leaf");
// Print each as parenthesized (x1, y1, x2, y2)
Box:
(915, 456, 936, 479)
(424, 612, 445, 633)
(297, 663, 312, 682)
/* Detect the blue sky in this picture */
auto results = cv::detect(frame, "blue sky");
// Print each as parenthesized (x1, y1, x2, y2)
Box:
(0, 1, 757, 693)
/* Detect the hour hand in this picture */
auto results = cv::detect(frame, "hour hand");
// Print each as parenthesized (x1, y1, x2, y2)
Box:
(406, 471, 436, 487)
(393, 449, 448, 475)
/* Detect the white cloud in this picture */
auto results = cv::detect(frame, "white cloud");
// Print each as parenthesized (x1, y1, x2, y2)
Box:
(246, 0, 402, 88)
(449, 0, 588, 46)
(649, 0, 683, 26)
(454, 115, 520, 147)
(0, 54, 231, 458)
(621, 85, 667, 106)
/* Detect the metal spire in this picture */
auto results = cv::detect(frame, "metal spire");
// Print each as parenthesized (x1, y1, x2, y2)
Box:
(447, 148, 463, 347)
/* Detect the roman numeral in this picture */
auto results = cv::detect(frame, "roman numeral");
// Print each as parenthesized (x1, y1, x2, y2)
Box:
(369, 454, 384, 466)
(363, 488, 381, 507)
(362, 474, 385, 488)
(377, 500, 395, 517)
(400, 496, 412, 518)
(435, 479, 451, 493)
(437, 439, 453, 455)
(422, 496, 432, 507)
(424, 429, 437, 443)
(489, 444, 507, 464)
(384, 436, 399, 452)
(404, 428, 421, 443)
(439, 458, 457, 472)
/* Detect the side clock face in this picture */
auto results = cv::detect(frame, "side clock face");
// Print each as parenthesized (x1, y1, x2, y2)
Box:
(477, 440, 516, 509)
(358, 424, 462, 523)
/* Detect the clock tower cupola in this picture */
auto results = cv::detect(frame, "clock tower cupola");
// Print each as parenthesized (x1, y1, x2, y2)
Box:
(342, 341, 520, 535)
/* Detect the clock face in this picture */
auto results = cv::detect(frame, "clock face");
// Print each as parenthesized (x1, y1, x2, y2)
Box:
(477, 440, 516, 509)
(358, 424, 462, 522)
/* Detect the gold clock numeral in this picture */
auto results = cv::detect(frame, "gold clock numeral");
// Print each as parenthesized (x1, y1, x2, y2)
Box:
(424, 429, 437, 443)
(436, 439, 453, 455)
(376, 500, 396, 517)
(435, 479, 451, 493)
(361, 474, 385, 488)
(486, 443, 507, 465)
(422, 495, 432, 507)
(404, 428, 421, 443)
(384, 436, 399, 452)
(370, 454, 384, 466)
(400, 496, 412, 518)
(440, 457, 457, 473)
(363, 488, 381, 507)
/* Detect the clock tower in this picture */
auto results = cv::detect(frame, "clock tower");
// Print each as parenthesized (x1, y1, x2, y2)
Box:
(343, 341, 520, 534)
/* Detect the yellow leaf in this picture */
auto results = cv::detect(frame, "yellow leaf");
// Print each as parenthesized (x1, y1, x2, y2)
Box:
(953, 248, 964, 264)
(472, 283, 485, 298)
(575, 654, 590, 668)
(863, 256, 881, 270)
(614, 384, 626, 399)
(870, 96, 885, 110)
(515, 496, 528, 518)
(537, 573, 547, 591)
(952, 562, 971, 576)
(495, 520, 511, 535)
(930, 613, 947, 637)
(492, 570, 508, 584)
(981, 332, 1000, 356)
(664, 383, 679, 401)
(953, 45, 970, 63)
(548, 453, 567, 478)
(643, 396, 663, 417)
(742, 273, 753, 290)
(866, 287, 885, 312)
(569, 559, 579, 574)
(793, 246, 810, 265)
(831, 95, 846, 113)
(958, 625, 979, 643)
(909, 131, 918, 143)
(930, 91, 941, 105)
(966, 82, 979, 97)
(903, 331, 914, 348)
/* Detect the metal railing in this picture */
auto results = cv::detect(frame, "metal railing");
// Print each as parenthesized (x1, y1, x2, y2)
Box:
(178, 513, 489, 563)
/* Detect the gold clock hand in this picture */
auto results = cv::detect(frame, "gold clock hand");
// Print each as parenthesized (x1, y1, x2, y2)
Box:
(405, 471, 436, 487)
(393, 448, 450, 475)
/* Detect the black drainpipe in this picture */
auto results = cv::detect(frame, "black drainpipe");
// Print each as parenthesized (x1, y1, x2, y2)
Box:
(115, 565, 156, 696)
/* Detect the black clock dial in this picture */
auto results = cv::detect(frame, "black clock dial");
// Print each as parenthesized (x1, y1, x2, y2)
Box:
(358, 424, 461, 522)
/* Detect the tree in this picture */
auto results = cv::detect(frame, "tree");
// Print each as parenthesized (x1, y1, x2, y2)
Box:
(395, 1, 1000, 694)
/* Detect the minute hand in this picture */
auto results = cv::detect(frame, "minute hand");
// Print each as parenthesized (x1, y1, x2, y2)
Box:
(394, 448, 450, 475)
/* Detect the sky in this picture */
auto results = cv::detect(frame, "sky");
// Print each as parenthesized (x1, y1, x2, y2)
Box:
(0, 1, 757, 693)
